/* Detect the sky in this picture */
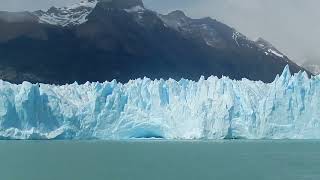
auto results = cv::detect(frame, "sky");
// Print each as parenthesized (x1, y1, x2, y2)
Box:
(0, 0, 319, 64)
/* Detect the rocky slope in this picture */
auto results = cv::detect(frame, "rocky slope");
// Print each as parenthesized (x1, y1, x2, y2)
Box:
(0, 0, 309, 84)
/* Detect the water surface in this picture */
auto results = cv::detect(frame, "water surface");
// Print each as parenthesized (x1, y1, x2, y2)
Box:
(0, 140, 319, 180)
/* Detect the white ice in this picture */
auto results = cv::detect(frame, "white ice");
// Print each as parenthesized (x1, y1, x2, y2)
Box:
(0, 66, 319, 140)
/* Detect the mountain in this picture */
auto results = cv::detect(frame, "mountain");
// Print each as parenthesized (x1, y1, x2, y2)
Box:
(0, 0, 309, 84)
(33, 0, 98, 27)
(160, 11, 293, 62)
(0, 66, 319, 140)
(302, 60, 320, 75)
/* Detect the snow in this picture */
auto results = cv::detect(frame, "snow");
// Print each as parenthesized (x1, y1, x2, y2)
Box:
(256, 38, 286, 59)
(34, 1, 146, 27)
(124, 5, 145, 13)
(268, 49, 284, 58)
(35, 0, 98, 27)
(0, 66, 319, 140)
(232, 31, 241, 46)
(67, 0, 97, 10)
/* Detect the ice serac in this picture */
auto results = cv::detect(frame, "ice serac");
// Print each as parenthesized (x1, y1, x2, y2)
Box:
(0, 66, 319, 140)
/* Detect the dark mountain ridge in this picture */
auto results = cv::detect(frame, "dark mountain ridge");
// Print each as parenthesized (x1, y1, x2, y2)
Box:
(0, 0, 310, 84)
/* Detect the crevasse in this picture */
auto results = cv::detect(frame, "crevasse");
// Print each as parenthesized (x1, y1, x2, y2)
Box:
(0, 66, 319, 140)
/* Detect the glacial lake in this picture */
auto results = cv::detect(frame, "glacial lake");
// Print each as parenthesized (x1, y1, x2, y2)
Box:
(0, 140, 320, 180)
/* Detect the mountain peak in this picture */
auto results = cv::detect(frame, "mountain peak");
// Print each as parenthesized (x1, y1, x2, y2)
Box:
(255, 37, 274, 48)
(255, 37, 286, 59)
(34, 0, 97, 26)
(167, 10, 187, 19)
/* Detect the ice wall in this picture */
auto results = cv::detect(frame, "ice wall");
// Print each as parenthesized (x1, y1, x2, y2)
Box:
(0, 66, 319, 140)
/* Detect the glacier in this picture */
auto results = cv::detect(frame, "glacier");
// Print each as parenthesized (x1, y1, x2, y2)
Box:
(0, 66, 319, 140)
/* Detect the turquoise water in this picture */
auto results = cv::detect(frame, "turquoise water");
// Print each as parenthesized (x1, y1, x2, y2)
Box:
(0, 140, 320, 180)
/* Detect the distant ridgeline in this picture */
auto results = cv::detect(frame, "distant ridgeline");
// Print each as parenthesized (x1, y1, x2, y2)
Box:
(0, 66, 319, 140)
(0, 0, 310, 84)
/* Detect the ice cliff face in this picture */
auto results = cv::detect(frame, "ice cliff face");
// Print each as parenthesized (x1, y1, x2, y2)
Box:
(0, 66, 319, 140)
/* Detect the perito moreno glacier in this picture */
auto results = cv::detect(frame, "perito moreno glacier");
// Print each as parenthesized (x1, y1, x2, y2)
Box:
(0, 66, 319, 140)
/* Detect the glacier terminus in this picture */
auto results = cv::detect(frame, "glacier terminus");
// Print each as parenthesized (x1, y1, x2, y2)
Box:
(0, 66, 319, 140)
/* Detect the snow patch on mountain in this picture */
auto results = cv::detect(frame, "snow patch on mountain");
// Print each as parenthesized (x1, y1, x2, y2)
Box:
(232, 31, 242, 46)
(33, 0, 148, 27)
(268, 49, 284, 58)
(34, 0, 97, 26)
(0, 66, 319, 140)
(124, 5, 145, 13)
(256, 38, 287, 60)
